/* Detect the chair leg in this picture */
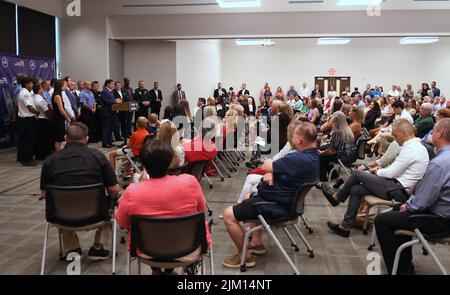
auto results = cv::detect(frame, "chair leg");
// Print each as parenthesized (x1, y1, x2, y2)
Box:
(137, 259, 141, 275)
(58, 229, 63, 260)
(206, 202, 213, 217)
(282, 227, 299, 252)
(126, 253, 131, 275)
(203, 173, 214, 189)
(209, 245, 215, 275)
(392, 239, 420, 275)
(368, 206, 381, 251)
(293, 224, 315, 258)
(328, 166, 338, 184)
(112, 219, 117, 275)
(300, 215, 313, 234)
(211, 161, 225, 181)
(201, 257, 205, 275)
(216, 158, 231, 177)
(240, 225, 263, 273)
(362, 205, 372, 235)
(257, 217, 300, 275)
(40, 222, 50, 275)
(414, 229, 449, 275)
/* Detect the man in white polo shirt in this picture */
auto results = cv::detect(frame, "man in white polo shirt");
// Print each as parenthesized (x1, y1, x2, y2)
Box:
(17, 77, 39, 166)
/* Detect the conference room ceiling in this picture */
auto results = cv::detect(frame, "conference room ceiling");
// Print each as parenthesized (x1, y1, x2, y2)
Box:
(72, 0, 450, 15)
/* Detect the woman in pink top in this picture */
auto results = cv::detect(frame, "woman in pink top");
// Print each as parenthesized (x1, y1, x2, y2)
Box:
(115, 140, 211, 275)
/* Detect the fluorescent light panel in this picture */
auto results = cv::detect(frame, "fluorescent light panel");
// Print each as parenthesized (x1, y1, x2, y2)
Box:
(400, 37, 439, 45)
(235, 39, 274, 46)
(318, 38, 351, 45)
(336, 0, 382, 6)
(216, 0, 261, 8)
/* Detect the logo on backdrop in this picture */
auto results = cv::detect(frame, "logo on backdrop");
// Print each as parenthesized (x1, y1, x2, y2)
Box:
(366, 4, 381, 17)
(40, 62, 49, 69)
(14, 60, 25, 68)
(366, 252, 381, 275)
(1, 57, 8, 69)
(30, 60, 36, 71)
(66, 0, 81, 17)
(12, 77, 17, 87)
(0, 77, 7, 85)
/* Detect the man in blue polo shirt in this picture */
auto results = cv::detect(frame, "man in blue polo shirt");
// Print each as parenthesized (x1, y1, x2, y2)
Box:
(222, 122, 320, 269)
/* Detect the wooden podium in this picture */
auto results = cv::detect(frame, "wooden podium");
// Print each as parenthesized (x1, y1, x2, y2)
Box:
(112, 101, 139, 112)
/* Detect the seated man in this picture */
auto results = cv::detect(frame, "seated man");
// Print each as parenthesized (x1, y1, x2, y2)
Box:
(414, 102, 435, 139)
(222, 122, 320, 269)
(109, 116, 149, 174)
(375, 118, 450, 275)
(183, 117, 218, 164)
(115, 140, 211, 275)
(322, 119, 429, 238)
(40, 123, 120, 259)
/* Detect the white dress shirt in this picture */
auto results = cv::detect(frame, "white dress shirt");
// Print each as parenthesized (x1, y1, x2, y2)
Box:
(395, 109, 414, 124)
(62, 91, 75, 119)
(376, 138, 429, 193)
(17, 88, 36, 118)
(388, 90, 400, 97)
(33, 94, 49, 120)
(299, 87, 311, 98)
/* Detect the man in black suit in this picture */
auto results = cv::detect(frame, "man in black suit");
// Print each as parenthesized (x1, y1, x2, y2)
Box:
(112, 81, 125, 143)
(101, 79, 121, 148)
(238, 83, 250, 97)
(149, 81, 163, 119)
(214, 83, 228, 100)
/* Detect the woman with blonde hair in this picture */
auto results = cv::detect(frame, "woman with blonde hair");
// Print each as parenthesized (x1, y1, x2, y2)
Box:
(157, 120, 185, 168)
(318, 111, 356, 185)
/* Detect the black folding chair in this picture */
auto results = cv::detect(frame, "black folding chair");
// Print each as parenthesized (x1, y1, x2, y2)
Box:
(127, 212, 214, 275)
(40, 184, 117, 275)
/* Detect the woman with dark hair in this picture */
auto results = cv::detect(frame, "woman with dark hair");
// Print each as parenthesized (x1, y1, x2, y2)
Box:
(420, 83, 433, 98)
(162, 106, 174, 121)
(52, 80, 71, 151)
(115, 140, 211, 275)
(363, 101, 380, 131)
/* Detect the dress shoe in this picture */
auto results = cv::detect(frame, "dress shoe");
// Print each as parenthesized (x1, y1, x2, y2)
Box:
(102, 144, 113, 148)
(327, 221, 350, 238)
(22, 161, 37, 167)
(321, 185, 340, 207)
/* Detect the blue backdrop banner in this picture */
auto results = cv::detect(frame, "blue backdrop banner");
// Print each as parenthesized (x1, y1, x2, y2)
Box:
(0, 52, 55, 148)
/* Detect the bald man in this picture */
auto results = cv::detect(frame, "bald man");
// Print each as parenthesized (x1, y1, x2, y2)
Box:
(222, 122, 320, 269)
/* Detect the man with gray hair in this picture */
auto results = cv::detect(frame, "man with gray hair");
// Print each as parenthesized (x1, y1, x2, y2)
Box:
(323, 119, 429, 238)
(375, 118, 450, 275)
(414, 102, 435, 138)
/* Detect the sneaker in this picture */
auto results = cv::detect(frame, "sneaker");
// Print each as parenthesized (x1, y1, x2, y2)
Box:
(222, 254, 256, 269)
(87, 246, 110, 261)
(327, 221, 350, 238)
(61, 248, 82, 260)
(248, 244, 267, 255)
(321, 185, 340, 207)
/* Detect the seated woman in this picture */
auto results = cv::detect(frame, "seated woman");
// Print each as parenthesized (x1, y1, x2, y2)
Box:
(158, 120, 185, 168)
(237, 119, 304, 203)
(115, 140, 211, 275)
(183, 118, 219, 164)
(363, 100, 381, 131)
(109, 117, 149, 175)
(318, 111, 356, 186)
(308, 98, 321, 126)
(349, 106, 364, 141)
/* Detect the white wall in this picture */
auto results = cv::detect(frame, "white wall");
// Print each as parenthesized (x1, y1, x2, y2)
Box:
(221, 38, 436, 102)
(123, 40, 176, 113)
(426, 39, 450, 97)
(60, 16, 109, 81)
(176, 40, 221, 109)
(109, 39, 124, 81)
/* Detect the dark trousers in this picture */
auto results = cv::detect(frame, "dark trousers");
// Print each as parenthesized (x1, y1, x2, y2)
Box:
(102, 115, 113, 146)
(16, 117, 38, 163)
(113, 113, 121, 140)
(151, 106, 161, 119)
(35, 119, 53, 160)
(336, 171, 409, 228)
(319, 153, 339, 182)
(94, 110, 102, 141)
(375, 211, 450, 274)
(118, 111, 130, 139)
(80, 109, 95, 142)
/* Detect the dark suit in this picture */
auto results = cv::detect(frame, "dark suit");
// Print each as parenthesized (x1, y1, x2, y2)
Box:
(122, 86, 134, 135)
(172, 90, 186, 106)
(134, 88, 149, 118)
(149, 88, 163, 119)
(112, 89, 125, 140)
(101, 88, 116, 146)
(311, 89, 323, 98)
(238, 89, 250, 97)
(214, 88, 228, 99)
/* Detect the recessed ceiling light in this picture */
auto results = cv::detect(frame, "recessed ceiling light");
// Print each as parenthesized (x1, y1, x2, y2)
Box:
(336, 0, 382, 6)
(318, 38, 351, 45)
(216, 0, 261, 8)
(235, 39, 274, 46)
(400, 37, 440, 45)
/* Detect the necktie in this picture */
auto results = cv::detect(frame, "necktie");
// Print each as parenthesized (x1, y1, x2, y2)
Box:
(178, 91, 182, 101)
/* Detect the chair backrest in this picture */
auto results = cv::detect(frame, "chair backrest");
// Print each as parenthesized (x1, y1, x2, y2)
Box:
(186, 160, 209, 182)
(45, 184, 110, 227)
(288, 183, 317, 218)
(167, 163, 189, 176)
(356, 137, 371, 160)
(130, 212, 208, 261)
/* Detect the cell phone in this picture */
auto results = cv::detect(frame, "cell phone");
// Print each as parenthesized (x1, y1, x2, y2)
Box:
(363, 164, 372, 170)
